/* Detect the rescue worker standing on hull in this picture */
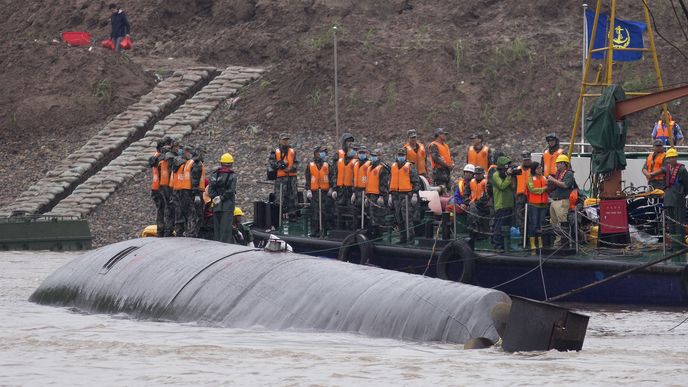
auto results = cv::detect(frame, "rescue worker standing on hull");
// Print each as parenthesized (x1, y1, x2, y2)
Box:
(642, 139, 667, 190)
(514, 151, 532, 234)
(428, 128, 454, 192)
(466, 134, 491, 171)
(333, 142, 357, 229)
(352, 146, 371, 229)
(662, 148, 688, 251)
(365, 149, 390, 238)
(269, 133, 299, 219)
(186, 148, 206, 238)
(404, 129, 427, 178)
(304, 145, 335, 237)
(148, 137, 172, 237)
(389, 148, 421, 244)
(334, 133, 355, 163)
(209, 153, 237, 243)
(541, 133, 564, 177)
(547, 154, 576, 247)
(491, 156, 516, 251)
(172, 146, 193, 237)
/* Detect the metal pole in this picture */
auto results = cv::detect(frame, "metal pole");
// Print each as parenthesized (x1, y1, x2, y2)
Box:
(642, 1, 671, 146)
(606, 0, 616, 86)
(333, 26, 340, 143)
(278, 182, 283, 229)
(453, 206, 457, 240)
(663, 210, 667, 257)
(405, 195, 410, 243)
(318, 189, 323, 238)
(361, 192, 365, 230)
(575, 207, 579, 253)
(523, 203, 529, 249)
(581, 3, 589, 155)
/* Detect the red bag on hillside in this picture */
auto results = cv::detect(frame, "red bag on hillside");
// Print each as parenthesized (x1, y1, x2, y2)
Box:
(62, 31, 91, 47)
(119, 36, 133, 50)
(101, 39, 115, 50)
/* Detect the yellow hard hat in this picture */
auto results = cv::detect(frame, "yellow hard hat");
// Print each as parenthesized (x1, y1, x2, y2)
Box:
(666, 147, 679, 158)
(555, 154, 570, 164)
(220, 153, 234, 163)
(234, 207, 244, 216)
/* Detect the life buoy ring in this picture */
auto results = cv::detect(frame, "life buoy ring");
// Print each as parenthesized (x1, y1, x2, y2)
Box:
(436, 239, 475, 283)
(337, 232, 373, 265)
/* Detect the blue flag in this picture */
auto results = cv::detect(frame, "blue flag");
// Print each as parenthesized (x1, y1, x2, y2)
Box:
(585, 9, 646, 61)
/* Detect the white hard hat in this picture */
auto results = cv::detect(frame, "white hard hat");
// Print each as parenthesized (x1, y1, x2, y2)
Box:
(463, 163, 476, 173)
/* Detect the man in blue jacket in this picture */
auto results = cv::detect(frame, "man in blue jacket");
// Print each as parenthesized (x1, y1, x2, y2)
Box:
(109, 3, 131, 53)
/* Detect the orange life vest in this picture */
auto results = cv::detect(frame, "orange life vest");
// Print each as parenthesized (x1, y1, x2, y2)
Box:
(467, 145, 489, 170)
(353, 160, 371, 189)
(516, 166, 531, 195)
(655, 120, 675, 143)
(172, 163, 186, 191)
(404, 142, 427, 174)
(646, 152, 666, 181)
(390, 162, 412, 192)
(159, 159, 170, 187)
(151, 151, 161, 191)
(527, 175, 548, 205)
(336, 158, 355, 187)
(366, 165, 383, 194)
(543, 148, 563, 176)
(469, 178, 486, 202)
(175, 160, 195, 190)
(429, 140, 453, 170)
(309, 162, 330, 191)
(275, 147, 297, 177)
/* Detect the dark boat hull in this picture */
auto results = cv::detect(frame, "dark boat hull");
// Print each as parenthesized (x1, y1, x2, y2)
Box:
(251, 229, 688, 307)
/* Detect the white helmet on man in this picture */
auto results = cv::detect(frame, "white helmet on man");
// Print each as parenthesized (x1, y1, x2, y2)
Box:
(463, 163, 476, 173)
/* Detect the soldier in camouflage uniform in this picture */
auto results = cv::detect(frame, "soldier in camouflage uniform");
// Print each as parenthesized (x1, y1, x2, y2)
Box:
(304, 145, 336, 237)
(269, 133, 300, 219)
(185, 147, 205, 238)
(365, 148, 390, 238)
(389, 148, 422, 244)
(428, 127, 454, 192)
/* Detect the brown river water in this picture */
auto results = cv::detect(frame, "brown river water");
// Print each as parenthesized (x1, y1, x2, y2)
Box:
(1, 251, 687, 386)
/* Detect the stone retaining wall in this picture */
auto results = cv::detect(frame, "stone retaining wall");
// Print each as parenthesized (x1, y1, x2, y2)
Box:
(0, 68, 217, 218)
(45, 66, 264, 218)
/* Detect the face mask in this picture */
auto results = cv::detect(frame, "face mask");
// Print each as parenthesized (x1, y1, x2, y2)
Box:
(397, 156, 406, 163)
(347, 149, 356, 157)
(177, 148, 183, 156)
(319, 152, 327, 160)
(358, 153, 367, 161)
(370, 156, 378, 163)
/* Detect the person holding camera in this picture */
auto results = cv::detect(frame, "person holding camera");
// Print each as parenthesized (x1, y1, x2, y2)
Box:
(491, 156, 516, 250)
(269, 133, 300, 219)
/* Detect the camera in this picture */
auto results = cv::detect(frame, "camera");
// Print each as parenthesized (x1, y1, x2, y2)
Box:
(505, 162, 522, 176)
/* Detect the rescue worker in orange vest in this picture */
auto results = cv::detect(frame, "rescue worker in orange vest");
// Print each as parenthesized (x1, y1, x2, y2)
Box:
(642, 139, 667, 190)
(365, 148, 390, 237)
(162, 140, 180, 237)
(541, 133, 564, 176)
(170, 145, 192, 237)
(269, 133, 299, 219)
(448, 164, 474, 214)
(526, 162, 548, 251)
(467, 134, 492, 171)
(304, 145, 335, 237)
(185, 147, 206, 238)
(428, 127, 454, 192)
(148, 137, 172, 237)
(404, 129, 428, 178)
(332, 142, 358, 229)
(662, 148, 688, 249)
(389, 148, 421, 244)
(514, 151, 532, 234)
(468, 166, 490, 238)
(208, 153, 237, 243)
(547, 154, 577, 247)
(351, 146, 372, 229)
(332, 132, 355, 165)
(652, 112, 684, 146)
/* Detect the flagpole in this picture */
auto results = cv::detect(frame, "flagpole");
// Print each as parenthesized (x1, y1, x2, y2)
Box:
(581, 3, 588, 155)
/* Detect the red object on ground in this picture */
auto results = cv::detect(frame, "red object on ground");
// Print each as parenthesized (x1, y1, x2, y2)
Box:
(62, 31, 91, 47)
(120, 36, 133, 50)
(101, 39, 115, 50)
(599, 199, 629, 234)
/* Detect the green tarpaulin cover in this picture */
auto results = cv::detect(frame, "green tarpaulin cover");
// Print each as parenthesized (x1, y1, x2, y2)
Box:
(585, 85, 628, 173)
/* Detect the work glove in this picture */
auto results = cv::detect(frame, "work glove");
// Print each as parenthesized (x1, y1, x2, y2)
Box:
(388, 194, 393, 206)
(306, 191, 313, 200)
(331, 191, 338, 200)
(411, 194, 418, 205)
(351, 193, 356, 205)
(327, 189, 334, 198)
(212, 196, 221, 206)
(194, 196, 201, 205)
(377, 196, 385, 206)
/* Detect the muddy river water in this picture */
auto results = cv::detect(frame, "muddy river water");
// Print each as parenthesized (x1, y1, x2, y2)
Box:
(1, 251, 686, 386)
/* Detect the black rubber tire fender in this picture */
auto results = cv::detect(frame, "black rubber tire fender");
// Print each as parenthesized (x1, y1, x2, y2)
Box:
(436, 239, 475, 283)
(337, 232, 373, 265)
